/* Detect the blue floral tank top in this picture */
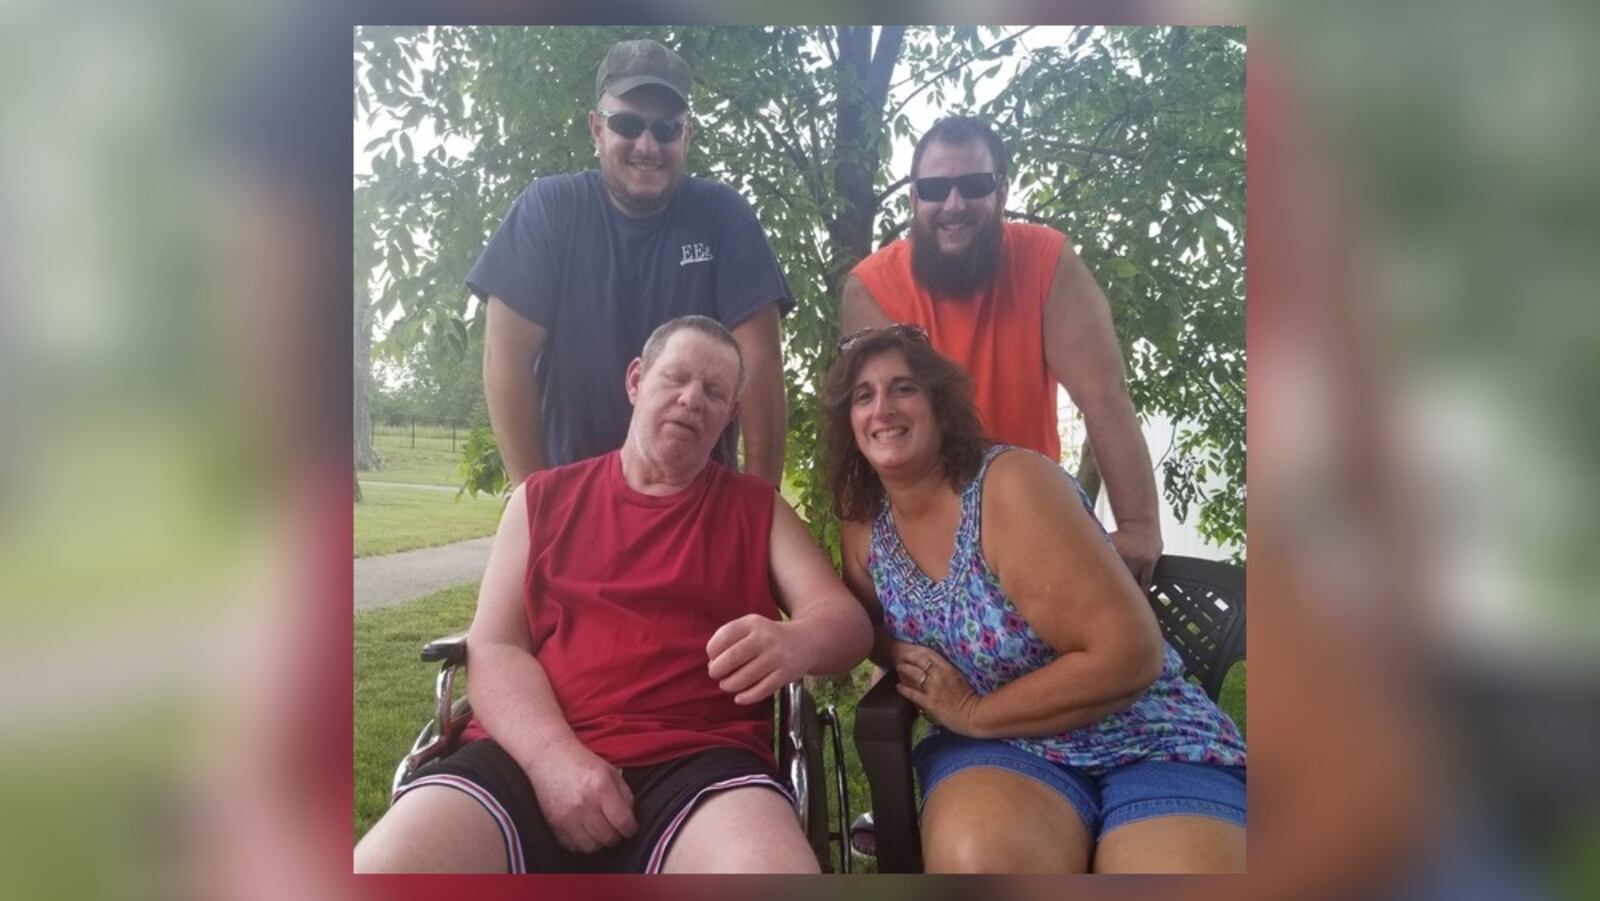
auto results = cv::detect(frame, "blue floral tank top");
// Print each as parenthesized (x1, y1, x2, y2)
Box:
(869, 445, 1247, 774)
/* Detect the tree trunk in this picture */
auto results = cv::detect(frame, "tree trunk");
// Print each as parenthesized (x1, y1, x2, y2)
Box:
(825, 26, 905, 295)
(354, 291, 382, 473)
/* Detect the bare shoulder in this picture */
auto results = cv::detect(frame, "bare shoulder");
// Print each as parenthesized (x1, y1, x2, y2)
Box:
(836, 516, 879, 605)
(843, 272, 875, 294)
(838, 517, 870, 561)
(768, 489, 793, 512)
(983, 449, 1075, 509)
(841, 274, 890, 331)
(980, 450, 1095, 546)
(768, 496, 838, 568)
(481, 481, 531, 553)
(767, 494, 807, 541)
(501, 480, 530, 523)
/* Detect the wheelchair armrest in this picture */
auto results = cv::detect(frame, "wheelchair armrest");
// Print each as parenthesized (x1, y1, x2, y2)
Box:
(852, 672, 923, 872)
(394, 632, 472, 794)
(856, 670, 919, 740)
(421, 631, 469, 665)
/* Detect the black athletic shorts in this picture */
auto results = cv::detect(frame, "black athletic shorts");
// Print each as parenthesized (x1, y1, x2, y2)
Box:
(393, 738, 791, 873)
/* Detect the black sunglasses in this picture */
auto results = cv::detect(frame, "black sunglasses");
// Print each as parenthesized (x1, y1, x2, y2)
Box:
(596, 110, 688, 144)
(836, 323, 930, 352)
(913, 172, 1001, 203)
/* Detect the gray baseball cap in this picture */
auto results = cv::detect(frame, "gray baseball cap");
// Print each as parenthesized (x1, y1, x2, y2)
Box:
(595, 39, 692, 108)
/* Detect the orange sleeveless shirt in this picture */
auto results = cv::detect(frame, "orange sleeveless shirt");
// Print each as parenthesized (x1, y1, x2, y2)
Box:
(852, 221, 1067, 460)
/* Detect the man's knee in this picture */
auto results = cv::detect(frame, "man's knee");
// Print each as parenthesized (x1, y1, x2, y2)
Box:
(353, 786, 508, 873)
(353, 824, 411, 874)
(663, 786, 819, 873)
(353, 811, 417, 873)
(716, 827, 819, 874)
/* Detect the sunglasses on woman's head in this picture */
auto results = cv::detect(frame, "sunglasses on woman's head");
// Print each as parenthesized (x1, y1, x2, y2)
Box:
(596, 110, 687, 143)
(912, 172, 1001, 203)
(836, 323, 931, 352)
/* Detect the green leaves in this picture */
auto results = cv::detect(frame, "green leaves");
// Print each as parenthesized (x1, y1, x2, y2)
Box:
(458, 427, 508, 499)
(985, 26, 1245, 552)
(355, 25, 1245, 555)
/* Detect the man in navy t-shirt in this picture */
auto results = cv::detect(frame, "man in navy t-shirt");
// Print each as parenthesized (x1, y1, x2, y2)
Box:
(469, 39, 792, 484)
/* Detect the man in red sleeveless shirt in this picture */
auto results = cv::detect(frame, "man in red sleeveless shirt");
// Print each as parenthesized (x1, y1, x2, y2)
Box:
(356, 316, 872, 873)
(842, 116, 1163, 589)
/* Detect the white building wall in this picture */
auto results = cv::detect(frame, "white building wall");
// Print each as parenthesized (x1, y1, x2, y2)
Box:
(1057, 390, 1240, 562)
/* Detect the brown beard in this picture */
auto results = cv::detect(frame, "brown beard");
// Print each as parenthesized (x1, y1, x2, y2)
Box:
(911, 211, 1004, 298)
(599, 164, 679, 217)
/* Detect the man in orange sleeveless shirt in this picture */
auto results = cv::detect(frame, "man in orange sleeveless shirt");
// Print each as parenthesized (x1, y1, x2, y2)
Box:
(842, 116, 1162, 589)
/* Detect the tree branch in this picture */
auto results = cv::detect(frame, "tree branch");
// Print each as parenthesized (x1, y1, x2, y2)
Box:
(751, 171, 829, 278)
(886, 26, 1037, 121)
(700, 81, 825, 209)
(775, 90, 829, 212)
(801, 30, 828, 160)
(1037, 139, 1138, 161)
(868, 26, 905, 107)
(1006, 209, 1054, 226)
(874, 175, 910, 204)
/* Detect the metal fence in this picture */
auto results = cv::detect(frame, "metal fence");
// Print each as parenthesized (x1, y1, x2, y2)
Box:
(372, 422, 461, 452)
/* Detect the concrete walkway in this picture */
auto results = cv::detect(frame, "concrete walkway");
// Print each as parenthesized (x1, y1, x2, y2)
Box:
(354, 536, 492, 610)
(360, 479, 460, 494)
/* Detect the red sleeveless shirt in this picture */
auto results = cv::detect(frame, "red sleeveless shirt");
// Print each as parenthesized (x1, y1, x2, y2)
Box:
(461, 451, 779, 767)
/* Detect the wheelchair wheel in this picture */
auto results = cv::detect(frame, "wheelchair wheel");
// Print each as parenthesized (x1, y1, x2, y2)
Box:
(796, 687, 832, 871)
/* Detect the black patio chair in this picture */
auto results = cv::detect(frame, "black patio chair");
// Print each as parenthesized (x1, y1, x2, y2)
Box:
(392, 632, 855, 872)
(850, 554, 1246, 872)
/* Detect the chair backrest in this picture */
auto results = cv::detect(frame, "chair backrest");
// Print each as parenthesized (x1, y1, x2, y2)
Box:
(1145, 555, 1246, 701)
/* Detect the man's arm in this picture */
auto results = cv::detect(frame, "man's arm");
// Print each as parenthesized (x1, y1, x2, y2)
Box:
(840, 273, 893, 335)
(729, 304, 786, 485)
(465, 483, 637, 853)
(839, 518, 909, 671)
(705, 500, 873, 704)
(483, 296, 550, 485)
(1041, 243, 1164, 589)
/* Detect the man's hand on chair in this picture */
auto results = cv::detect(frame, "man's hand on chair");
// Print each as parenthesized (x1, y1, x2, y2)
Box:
(706, 614, 804, 705)
(524, 737, 638, 854)
(1110, 520, 1163, 592)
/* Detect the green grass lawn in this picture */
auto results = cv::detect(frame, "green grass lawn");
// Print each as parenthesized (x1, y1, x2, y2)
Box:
(354, 483, 506, 557)
(1219, 661, 1246, 737)
(353, 585, 1249, 858)
(363, 440, 468, 487)
(354, 583, 479, 840)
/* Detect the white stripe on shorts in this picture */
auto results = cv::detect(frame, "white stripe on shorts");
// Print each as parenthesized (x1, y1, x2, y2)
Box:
(644, 774, 794, 874)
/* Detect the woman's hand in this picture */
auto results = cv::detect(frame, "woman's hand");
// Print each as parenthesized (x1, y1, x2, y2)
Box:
(889, 641, 986, 738)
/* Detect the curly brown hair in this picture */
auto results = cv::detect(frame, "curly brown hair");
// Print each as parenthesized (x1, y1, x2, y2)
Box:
(822, 327, 992, 522)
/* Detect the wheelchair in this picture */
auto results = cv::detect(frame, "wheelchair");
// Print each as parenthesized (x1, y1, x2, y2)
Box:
(850, 554, 1247, 872)
(391, 631, 857, 872)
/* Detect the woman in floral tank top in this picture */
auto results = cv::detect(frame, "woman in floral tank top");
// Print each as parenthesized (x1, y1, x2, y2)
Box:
(823, 326, 1246, 873)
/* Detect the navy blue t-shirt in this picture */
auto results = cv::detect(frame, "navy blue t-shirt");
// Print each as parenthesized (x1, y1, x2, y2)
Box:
(466, 171, 792, 468)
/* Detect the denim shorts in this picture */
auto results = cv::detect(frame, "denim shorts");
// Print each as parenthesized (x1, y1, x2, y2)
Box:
(913, 731, 1246, 838)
